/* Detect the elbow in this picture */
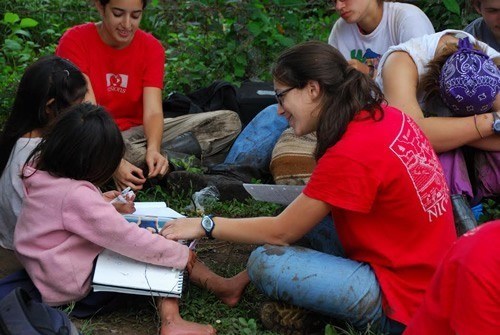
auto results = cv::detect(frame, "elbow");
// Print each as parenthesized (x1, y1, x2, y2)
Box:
(260, 216, 299, 246)
(265, 231, 295, 246)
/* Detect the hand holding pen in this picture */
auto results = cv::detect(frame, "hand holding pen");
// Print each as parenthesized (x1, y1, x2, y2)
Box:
(111, 187, 135, 204)
(104, 188, 136, 214)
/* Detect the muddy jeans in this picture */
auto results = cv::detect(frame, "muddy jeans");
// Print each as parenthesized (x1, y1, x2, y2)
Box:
(122, 110, 241, 168)
(247, 216, 406, 334)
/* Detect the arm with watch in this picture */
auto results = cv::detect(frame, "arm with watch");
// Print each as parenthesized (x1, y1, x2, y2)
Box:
(381, 53, 500, 153)
(469, 111, 500, 151)
(160, 194, 331, 246)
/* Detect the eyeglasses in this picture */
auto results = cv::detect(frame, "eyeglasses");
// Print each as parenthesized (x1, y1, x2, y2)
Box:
(275, 87, 295, 106)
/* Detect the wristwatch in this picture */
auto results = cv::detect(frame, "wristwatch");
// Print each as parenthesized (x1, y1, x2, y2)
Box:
(493, 111, 500, 135)
(201, 215, 215, 239)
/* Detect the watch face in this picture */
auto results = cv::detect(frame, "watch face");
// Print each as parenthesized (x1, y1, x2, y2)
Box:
(494, 121, 500, 132)
(201, 216, 213, 230)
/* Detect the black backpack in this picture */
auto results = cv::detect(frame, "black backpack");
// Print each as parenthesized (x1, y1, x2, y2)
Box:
(163, 81, 240, 118)
(0, 288, 80, 335)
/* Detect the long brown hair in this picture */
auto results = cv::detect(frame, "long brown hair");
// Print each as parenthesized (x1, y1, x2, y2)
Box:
(0, 56, 86, 176)
(272, 41, 385, 160)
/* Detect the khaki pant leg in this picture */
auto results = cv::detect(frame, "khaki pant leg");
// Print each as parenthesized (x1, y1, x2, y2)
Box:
(163, 110, 241, 158)
(122, 110, 241, 168)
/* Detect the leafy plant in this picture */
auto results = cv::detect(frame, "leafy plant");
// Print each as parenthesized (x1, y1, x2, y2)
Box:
(234, 317, 259, 335)
(170, 155, 204, 174)
(136, 184, 195, 214)
(478, 198, 500, 224)
(1, 12, 39, 65)
(416, 0, 477, 31)
(0, 12, 38, 119)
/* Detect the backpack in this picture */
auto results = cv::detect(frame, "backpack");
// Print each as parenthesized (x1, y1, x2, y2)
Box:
(236, 81, 276, 127)
(0, 288, 80, 335)
(163, 81, 239, 118)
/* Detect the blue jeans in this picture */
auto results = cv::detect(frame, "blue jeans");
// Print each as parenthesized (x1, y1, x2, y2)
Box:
(247, 217, 405, 333)
(224, 104, 288, 170)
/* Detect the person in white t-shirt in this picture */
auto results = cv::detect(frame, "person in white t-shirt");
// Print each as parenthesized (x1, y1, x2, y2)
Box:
(329, 0, 434, 78)
(0, 56, 88, 255)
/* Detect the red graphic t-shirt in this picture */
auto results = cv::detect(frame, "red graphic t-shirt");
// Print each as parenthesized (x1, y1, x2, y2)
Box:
(56, 23, 165, 131)
(404, 220, 500, 335)
(304, 106, 456, 325)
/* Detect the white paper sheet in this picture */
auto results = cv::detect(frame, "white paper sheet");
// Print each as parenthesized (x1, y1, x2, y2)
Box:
(133, 202, 184, 218)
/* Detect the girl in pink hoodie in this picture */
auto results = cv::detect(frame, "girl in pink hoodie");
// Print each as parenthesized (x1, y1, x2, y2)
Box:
(14, 103, 249, 335)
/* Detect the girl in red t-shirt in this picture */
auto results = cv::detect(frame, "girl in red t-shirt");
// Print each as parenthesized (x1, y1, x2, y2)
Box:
(160, 41, 456, 334)
(56, 0, 241, 192)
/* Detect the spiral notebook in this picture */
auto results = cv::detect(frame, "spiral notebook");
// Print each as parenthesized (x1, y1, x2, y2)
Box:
(92, 202, 185, 298)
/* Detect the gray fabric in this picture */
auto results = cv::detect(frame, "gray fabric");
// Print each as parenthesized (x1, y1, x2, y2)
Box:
(464, 17, 500, 51)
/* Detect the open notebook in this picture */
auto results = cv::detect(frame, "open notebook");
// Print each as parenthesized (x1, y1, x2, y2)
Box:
(92, 202, 186, 298)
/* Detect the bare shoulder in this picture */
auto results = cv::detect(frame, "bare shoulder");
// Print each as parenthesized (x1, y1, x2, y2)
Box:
(383, 51, 416, 71)
(381, 52, 422, 119)
(382, 51, 418, 88)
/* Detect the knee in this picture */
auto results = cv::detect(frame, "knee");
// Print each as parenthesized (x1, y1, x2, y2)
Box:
(247, 245, 287, 284)
(247, 245, 266, 281)
(218, 110, 242, 133)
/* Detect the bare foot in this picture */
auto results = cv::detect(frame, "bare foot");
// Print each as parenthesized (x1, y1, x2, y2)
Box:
(189, 261, 251, 308)
(160, 318, 216, 335)
(216, 270, 251, 307)
(158, 298, 216, 335)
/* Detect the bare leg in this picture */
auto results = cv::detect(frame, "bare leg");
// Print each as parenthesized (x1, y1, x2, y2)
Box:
(158, 298, 216, 335)
(189, 260, 250, 307)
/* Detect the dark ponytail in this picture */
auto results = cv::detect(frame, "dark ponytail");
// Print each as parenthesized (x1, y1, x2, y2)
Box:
(272, 41, 385, 160)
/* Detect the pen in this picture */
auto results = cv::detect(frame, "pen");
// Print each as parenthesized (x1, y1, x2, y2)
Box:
(111, 187, 133, 204)
(188, 239, 198, 250)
